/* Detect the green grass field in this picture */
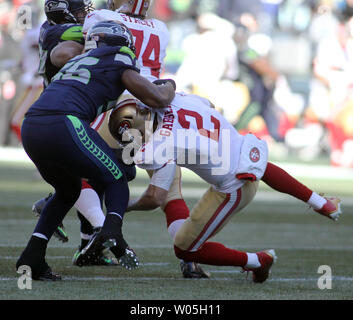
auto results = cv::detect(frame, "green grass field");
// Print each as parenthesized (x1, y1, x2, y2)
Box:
(0, 159, 352, 301)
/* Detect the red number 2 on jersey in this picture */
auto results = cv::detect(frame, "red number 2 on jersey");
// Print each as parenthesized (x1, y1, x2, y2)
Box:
(130, 29, 161, 78)
(177, 109, 220, 142)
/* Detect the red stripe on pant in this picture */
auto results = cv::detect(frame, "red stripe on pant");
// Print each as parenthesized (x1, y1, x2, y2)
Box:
(208, 189, 241, 240)
(173, 188, 248, 266)
(187, 188, 241, 252)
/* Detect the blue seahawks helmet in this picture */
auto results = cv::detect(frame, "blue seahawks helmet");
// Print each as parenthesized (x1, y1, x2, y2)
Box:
(85, 20, 136, 53)
(44, 0, 94, 24)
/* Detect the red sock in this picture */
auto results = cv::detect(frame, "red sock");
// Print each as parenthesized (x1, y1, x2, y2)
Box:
(174, 242, 247, 267)
(81, 180, 93, 190)
(164, 199, 189, 228)
(261, 162, 313, 202)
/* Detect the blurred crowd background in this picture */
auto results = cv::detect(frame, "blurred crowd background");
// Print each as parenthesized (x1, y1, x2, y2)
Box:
(1, 0, 353, 168)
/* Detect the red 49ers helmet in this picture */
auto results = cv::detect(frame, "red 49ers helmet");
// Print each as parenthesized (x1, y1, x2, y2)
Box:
(107, 0, 151, 17)
(108, 99, 155, 146)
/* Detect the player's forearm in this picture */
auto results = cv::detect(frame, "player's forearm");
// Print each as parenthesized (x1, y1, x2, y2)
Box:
(122, 70, 175, 108)
(139, 83, 175, 108)
(50, 41, 84, 67)
(127, 184, 168, 212)
(127, 194, 160, 212)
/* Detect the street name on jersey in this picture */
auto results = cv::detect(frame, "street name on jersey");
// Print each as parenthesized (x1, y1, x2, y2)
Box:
(160, 105, 174, 136)
(120, 13, 156, 28)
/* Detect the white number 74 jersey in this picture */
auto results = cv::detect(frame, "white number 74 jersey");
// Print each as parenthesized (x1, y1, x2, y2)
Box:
(83, 9, 170, 82)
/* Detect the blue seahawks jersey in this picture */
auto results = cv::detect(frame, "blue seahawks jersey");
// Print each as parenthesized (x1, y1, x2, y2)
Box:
(27, 46, 140, 122)
(38, 21, 84, 87)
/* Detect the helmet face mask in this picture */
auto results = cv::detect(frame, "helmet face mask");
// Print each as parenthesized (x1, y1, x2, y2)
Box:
(45, 0, 94, 24)
(109, 99, 154, 147)
(85, 20, 136, 52)
(107, 0, 151, 17)
(106, 0, 125, 11)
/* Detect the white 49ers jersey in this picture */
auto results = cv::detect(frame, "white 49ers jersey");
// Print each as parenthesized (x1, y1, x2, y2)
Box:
(135, 92, 248, 193)
(83, 9, 169, 81)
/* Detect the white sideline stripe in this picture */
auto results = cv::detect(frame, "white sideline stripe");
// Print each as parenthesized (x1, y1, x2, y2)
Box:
(2, 190, 352, 207)
(1, 243, 353, 251)
(2, 146, 353, 180)
(131, 188, 353, 206)
(1, 276, 353, 282)
(0, 256, 168, 267)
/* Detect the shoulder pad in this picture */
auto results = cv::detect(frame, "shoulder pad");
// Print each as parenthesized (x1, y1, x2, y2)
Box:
(119, 46, 136, 60)
(114, 46, 140, 70)
(60, 25, 83, 42)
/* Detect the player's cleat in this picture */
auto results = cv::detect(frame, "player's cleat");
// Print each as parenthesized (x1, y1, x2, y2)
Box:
(32, 193, 52, 216)
(180, 261, 211, 279)
(75, 229, 139, 270)
(16, 260, 62, 281)
(37, 266, 62, 281)
(243, 249, 277, 283)
(118, 247, 139, 270)
(32, 193, 69, 242)
(73, 228, 105, 267)
(72, 246, 119, 266)
(314, 197, 342, 221)
(54, 224, 69, 243)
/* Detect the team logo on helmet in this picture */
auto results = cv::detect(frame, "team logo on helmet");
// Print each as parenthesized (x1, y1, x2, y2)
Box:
(249, 147, 260, 163)
(86, 21, 135, 51)
(45, 0, 69, 12)
(118, 120, 131, 135)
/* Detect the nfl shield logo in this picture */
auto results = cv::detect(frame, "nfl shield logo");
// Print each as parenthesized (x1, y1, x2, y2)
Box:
(249, 147, 260, 163)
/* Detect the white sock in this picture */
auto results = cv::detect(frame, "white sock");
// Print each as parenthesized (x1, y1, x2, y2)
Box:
(307, 192, 327, 210)
(74, 188, 105, 228)
(167, 219, 185, 240)
(245, 253, 261, 268)
(33, 233, 48, 241)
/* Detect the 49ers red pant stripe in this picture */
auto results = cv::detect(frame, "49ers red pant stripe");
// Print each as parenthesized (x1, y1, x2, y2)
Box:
(187, 189, 242, 252)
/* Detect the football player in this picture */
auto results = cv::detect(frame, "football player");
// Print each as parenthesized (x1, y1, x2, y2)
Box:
(69, 0, 209, 278)
(33, 0, 94, 244)
(106, 93, 342, 283)
(33, 0, 120, 266)
(39, 0, 94, 88)
(16, 20, 176, 281)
